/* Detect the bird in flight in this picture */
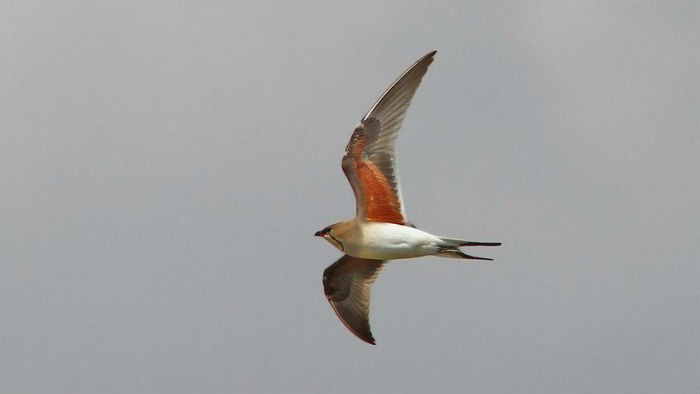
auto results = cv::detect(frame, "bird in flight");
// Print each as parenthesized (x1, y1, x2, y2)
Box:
(315, 51, 501, 345)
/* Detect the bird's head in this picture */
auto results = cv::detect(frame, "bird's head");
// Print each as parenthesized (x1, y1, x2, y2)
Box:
(314, 223, 345, 252)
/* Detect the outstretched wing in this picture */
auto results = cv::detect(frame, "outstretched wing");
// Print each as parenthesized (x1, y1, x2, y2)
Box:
(342, 51, 436, 225)
(322, 255, 386, 345)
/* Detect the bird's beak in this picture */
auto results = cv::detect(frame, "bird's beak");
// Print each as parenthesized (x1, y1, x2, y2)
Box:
(314, 231, 323, 237)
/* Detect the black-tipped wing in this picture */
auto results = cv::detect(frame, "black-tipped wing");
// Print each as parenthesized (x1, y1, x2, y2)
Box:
(322, 255, 386, 345)
(342, 51, 436, 225)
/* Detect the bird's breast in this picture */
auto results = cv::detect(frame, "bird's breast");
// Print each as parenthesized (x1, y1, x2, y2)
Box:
(342, 222, 442, 260)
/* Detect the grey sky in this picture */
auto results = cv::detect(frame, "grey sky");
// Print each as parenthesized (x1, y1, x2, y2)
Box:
(2, 1, 698, 393)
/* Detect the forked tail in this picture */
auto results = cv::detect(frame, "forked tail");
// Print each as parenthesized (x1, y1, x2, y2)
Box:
(436, 237, 502, 261)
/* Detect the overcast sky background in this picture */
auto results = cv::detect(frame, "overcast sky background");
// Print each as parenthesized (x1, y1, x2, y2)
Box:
(2, 1, 699, 393)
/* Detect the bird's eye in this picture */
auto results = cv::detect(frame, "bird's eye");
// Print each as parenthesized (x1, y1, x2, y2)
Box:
(323, 227, 332, 234)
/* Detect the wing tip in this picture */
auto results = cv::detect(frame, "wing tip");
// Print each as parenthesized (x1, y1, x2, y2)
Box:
(352, 326, 377, 345)
(422, 50, 437, 63)
(329, 300, 378, 345)
(414, 50, 437, 68)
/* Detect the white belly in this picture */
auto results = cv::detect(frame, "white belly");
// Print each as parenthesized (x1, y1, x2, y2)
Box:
(344, 222, 444, 260)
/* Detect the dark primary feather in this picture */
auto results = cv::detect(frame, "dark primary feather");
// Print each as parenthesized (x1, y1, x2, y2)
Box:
(323, 255, 386, 345)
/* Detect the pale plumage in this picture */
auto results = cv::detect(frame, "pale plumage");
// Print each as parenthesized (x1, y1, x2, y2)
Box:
(315, 51, 501, 345)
